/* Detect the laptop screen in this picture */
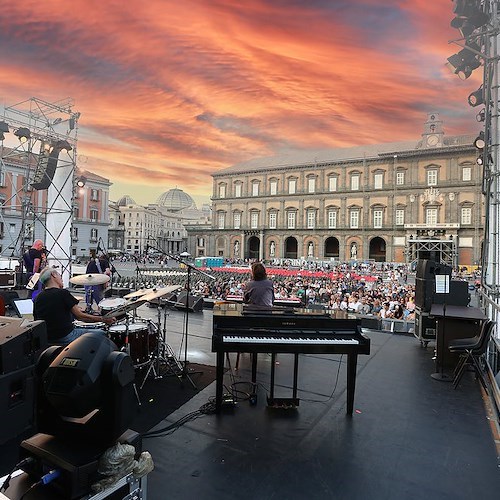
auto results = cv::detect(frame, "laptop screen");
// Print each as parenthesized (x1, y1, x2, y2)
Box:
(13, 298, 34, 320)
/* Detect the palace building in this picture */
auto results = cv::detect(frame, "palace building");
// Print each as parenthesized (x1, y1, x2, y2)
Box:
(186, 113, 483, 268)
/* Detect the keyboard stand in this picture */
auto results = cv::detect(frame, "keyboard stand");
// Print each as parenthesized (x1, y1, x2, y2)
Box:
(215, 350, 360, 415)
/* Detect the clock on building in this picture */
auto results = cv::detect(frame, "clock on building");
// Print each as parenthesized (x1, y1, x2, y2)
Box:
(426, 134, 439, 147)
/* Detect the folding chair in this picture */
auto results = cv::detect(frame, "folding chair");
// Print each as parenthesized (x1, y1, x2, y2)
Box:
(448, 319, 495, 389)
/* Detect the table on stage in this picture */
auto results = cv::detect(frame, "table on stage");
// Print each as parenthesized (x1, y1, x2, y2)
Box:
(430, 304, 486, 372)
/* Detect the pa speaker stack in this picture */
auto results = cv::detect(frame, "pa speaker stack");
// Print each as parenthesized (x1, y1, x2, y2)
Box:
(415, 260, 452, 313)
(175, 292, 204, 312)
(0, 318, 48, 444)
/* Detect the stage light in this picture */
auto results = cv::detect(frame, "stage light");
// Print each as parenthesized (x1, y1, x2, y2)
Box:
(14, 127, 31, 142)
(477, 153, 493, 166)
(468, 85, 484, 107)
(0, 121, 9, 133)
(446, 46, 481, 80)
(474, 131, 485, 149)
(56, 139, 72, 152)
(476, 109, 485, 122)
(76, 176, 87, 188)
(36, 332, 138, 445)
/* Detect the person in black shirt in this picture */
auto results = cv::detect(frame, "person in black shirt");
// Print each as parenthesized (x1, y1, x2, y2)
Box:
(34, 267, 115, 344)
(243, 262, 274, 307)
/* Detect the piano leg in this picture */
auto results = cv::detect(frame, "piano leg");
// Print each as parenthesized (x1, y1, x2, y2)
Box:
(346, 353, 358, 416)
(270, 353, 276, 400)
(292, 354, 299, 401)
(251, 353, 258, 384)
(215, 351, 224, 413)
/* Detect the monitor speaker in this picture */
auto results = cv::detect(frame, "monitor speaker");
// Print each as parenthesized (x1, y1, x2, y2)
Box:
(0, 365, 35, 444)
(175, 292, 204, 312)
(0, 318, 47, 374)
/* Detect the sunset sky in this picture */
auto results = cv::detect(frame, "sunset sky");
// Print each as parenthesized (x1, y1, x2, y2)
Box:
(0, 1, 483, 207)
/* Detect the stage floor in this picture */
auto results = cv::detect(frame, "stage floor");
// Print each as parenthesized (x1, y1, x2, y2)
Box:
(135, 308, 500, 500)
(1, 303, 499, 499)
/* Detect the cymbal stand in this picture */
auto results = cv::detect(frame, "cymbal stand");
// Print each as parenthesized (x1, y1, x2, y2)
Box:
(139, 299, 184, 389)
(120, 314, 142, 406)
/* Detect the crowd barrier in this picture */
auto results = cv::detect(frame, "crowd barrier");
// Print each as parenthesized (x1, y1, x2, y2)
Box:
(353, 314, 415, 334)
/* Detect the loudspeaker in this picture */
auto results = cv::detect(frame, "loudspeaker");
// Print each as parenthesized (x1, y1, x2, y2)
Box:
(433, 280, 470, 307)
(415, 278, 435, 312)
(0, 364, 35, 444)
(414, 260, 452, 312)
(416, 259, 434, 279)
(0, 318, 48, 374)
(175, 292, 204, 312)
(416, 260, 452, 280)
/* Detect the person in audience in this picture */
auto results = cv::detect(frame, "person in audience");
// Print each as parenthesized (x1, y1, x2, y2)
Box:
(34, 267, 115, 345)
(243, 262, 274, 307)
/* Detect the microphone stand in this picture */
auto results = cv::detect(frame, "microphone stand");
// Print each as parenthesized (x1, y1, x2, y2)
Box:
(147, 243, 215, 388)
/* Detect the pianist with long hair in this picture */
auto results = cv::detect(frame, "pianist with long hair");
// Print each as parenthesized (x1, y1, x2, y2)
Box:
(243, 262, 275, 307)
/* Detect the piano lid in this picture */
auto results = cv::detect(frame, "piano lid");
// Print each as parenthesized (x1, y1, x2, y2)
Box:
(213, 302, 350, 319)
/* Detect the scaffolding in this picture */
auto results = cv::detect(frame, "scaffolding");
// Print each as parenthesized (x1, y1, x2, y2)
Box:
(0, 97, 80, 283)
(406, 238, 457, 269)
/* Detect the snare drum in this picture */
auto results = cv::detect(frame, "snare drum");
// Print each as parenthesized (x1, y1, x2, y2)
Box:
(73, 320, 106, 330)
(108, 321, 157, 366)
(100, 297, 127, 321)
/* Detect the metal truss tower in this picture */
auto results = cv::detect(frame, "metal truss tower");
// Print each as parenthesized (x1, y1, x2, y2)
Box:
(0, 97, 81, 285)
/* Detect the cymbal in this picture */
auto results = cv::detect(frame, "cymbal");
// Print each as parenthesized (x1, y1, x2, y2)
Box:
(102, 299, 146, 318)
(70, 273, 110, 286)
(123, 288, 153, 299)
(142, 285, 182, 302)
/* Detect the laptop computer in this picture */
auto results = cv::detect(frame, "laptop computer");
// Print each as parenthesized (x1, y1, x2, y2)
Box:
(12, 298, 34, 321)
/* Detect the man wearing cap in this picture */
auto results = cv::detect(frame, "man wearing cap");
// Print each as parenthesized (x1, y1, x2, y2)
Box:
(34, 267, 115, 345)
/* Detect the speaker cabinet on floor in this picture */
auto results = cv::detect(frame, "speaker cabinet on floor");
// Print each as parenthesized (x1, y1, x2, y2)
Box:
(0, 318, 47, 374)
(175, 292, 204, 312)
(0, 364, 35, 444)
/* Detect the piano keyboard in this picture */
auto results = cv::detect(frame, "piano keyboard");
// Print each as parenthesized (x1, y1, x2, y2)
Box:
(222, 335, 360, 344)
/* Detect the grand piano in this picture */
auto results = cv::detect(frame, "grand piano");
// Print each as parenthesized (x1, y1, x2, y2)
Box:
(212, 303, 371, 414)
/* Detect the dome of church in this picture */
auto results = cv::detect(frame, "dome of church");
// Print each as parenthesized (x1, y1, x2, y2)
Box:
(156, 188, 196, 211)
(116, 195, 136, 206)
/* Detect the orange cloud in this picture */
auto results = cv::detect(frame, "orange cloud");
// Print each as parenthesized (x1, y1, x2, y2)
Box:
(0, 0, 480, 204)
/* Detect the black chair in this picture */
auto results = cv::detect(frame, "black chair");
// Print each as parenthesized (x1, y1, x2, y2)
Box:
(448, 319, 495, 389)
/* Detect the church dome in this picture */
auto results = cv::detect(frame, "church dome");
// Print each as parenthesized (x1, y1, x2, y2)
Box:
(116, 195, 136, 206)
(156, 188, 196, 211)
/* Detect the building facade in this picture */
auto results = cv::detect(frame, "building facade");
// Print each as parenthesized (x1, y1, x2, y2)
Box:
(72, 169, 111, 259)
(116, 189, 209, 256)
(0, 146, 111, 261)
(187, 113, 484, 268)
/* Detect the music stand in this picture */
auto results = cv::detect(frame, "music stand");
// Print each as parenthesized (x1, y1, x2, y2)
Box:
(431, 274, 452, 381)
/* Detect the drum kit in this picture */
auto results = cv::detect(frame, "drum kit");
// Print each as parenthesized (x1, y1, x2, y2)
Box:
(69, 273, 183, 388)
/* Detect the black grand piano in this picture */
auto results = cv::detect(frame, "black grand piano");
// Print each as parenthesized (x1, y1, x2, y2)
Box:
(212, 303, 371, 414)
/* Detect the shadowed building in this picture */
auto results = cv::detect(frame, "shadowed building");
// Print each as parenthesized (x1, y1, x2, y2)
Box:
(187, 113, 483, 268)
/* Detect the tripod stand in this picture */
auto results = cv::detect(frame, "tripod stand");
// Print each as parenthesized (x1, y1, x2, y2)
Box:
(144, 245, 215, 388)
(139, 298, 185, 389)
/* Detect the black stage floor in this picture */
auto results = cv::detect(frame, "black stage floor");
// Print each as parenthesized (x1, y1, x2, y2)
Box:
(143, 327, 500, 500)
(1, 305, 499, 499)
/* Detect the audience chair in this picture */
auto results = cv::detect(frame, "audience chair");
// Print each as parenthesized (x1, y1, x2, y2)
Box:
(448, 319, 495, 389)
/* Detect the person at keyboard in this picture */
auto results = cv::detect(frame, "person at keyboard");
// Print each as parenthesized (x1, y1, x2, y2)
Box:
(243, 262, 275, 307)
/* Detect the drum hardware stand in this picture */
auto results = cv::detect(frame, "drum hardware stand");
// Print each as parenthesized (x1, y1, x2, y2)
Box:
(113, 312, 142, 406)
(139, 300, 185, 389)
